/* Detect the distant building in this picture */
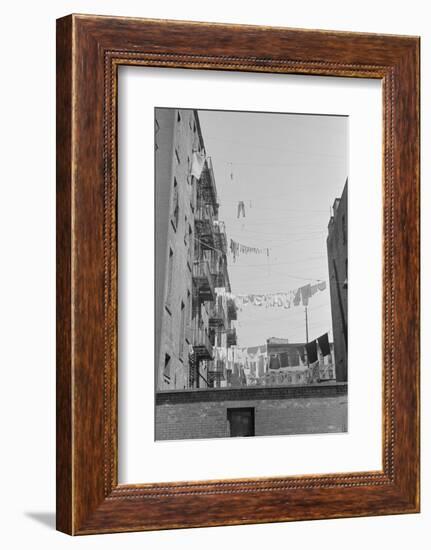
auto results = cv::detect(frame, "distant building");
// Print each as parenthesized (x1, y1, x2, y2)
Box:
(327, 179, 348, 382)
(266, 337, 305, 367)
(155, 108, 237, 390)
(265, 337, 335, 385)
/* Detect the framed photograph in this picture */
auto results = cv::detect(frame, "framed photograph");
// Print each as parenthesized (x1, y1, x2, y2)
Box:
(56, 14, 420, 534)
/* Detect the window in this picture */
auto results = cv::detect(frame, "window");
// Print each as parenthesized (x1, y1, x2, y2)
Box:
(175, 148, 180, 164)
(190, 175, 196, 212)
(171, 178, 179, 231)
(154, 118, 160, 151)
(188, 225, 193, 256)
(166, 248, 174, 308)
(177, 110, 181, 123)
(164, 353, 171, 381)
(185, 290, 192, 343)
(179, 301, 185, 357)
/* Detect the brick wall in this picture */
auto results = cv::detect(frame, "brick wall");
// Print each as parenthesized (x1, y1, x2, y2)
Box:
(155, 384, 347, 440)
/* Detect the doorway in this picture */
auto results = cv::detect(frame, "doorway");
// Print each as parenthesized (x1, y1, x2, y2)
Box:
(227, 407, 255, 437)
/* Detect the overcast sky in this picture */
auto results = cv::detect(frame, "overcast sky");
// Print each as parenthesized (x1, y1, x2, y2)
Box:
(198, 109, 348, 347)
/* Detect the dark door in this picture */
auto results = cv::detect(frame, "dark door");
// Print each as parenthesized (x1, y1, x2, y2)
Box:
(227, 408, 255, 437)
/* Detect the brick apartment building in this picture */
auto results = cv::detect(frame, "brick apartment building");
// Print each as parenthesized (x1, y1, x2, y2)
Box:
(155, 108, 237, 391)
(327, 180, 348, 382)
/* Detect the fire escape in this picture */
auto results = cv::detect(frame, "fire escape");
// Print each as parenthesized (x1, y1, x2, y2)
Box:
(190, 158, 218, 387)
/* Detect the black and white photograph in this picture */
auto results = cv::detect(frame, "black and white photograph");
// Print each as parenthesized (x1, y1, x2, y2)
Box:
(155, 107, 348, 440)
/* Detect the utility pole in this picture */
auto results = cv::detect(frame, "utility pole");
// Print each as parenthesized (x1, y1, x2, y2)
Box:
(305, 306, 310, 368)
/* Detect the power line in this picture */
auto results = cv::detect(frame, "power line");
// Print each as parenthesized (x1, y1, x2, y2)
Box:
(236, 302, 330, 323)
(203, 134, 346, 159)
(227, 256, 325, 268)
(228, 228, 326, 238)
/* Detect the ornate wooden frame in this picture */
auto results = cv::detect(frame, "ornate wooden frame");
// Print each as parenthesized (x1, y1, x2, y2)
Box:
(56, 14, 420, 534)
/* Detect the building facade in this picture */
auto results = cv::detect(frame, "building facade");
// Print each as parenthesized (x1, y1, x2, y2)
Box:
(266, 337, 335, 385)
(327, 180, 348, 382)
(155, 108, 237, 391)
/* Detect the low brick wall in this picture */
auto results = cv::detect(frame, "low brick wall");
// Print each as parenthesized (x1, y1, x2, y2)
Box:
(155, 384, 348, 440)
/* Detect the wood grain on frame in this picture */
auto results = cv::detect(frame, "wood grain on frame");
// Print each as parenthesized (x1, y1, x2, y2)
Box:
(56, 14, 420, 535)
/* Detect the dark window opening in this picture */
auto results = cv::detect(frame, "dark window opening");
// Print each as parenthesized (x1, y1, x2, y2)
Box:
(171, 178, 179, 231)
(179, 301, 185, 357)
(185, 290, 192, 343)
(164, 353, 171, 382)
(166, 248, 174, 307)
(227, 408, 255, 437)
(187, 224, 193, 267)
(155, 118, 160, 151)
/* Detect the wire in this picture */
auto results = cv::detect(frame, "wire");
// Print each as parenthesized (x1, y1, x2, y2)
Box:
(227, 256, 325, 268)
(211, 158, 344, 170)
(202, 134, 346, 159)
(228, 228, 326, 238)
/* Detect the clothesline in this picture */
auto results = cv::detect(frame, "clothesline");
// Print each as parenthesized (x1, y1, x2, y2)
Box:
(267, 333, 332, 370)
(229, 228, 326, 239)
(194, 237, 327, 285)
(226, 254, 325, 266)
(230, 238, 270, 262)
(229, 268, 325, 283)
(223, 280, 327, 311)
(240, 309, 330, 328)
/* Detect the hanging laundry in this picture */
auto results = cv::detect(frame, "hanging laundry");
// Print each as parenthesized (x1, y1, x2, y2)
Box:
(297, 346, 306, 365)
(318, 280, 327, 291)
(269, 354, 281, 370)
(231, 281, 327, 309)
(317, 333, 331, 357)
(293, 288, 302, 306)
(305, 340, 318, 364)
(310, 283, 319, 296)
(300, 284, 312, 306)
(190, 150, 205, 179)
(229, 238, 269, 260)
(230, 239, 239, 262)
(237, 200, 246, 218)
(279, 352, 289, 368)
